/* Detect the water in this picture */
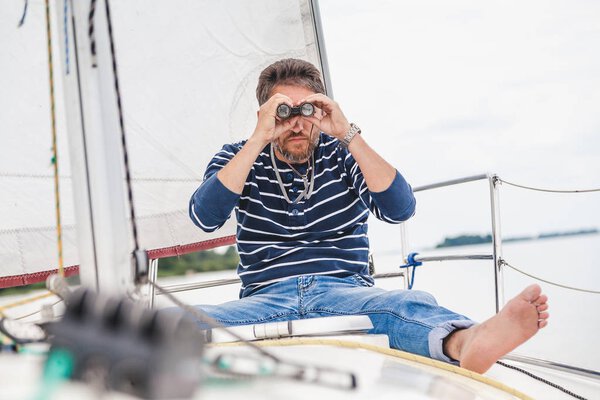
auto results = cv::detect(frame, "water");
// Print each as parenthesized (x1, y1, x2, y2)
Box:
(373, 234, 600, 373)
(156, 234, 600, 373)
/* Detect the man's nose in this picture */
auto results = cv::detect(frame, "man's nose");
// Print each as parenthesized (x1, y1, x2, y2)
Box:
(291, 116, 303, 132)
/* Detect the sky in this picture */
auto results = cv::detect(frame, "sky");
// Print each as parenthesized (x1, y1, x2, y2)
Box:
(318, 0, 600, 250)
(2, 0, 599, 273)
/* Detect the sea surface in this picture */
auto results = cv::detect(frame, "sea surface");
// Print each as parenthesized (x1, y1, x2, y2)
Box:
(155, 233, 600, 373)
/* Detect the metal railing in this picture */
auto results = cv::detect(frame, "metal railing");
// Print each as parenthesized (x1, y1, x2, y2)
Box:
(503, 354, 600, 381)
(405, 173, 504, 312)
(152, 272, 406, 297)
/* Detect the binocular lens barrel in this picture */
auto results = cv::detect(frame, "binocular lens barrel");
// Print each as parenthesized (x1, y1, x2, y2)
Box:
(276, 103, 314, 119)
(276, 104, 292, 119)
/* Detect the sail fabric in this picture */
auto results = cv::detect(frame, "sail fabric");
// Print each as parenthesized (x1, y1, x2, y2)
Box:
(0, 1, 79, 285)
(0, 0, 326, 286)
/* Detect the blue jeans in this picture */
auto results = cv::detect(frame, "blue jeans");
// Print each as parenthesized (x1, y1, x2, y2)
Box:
(196, 274, 474, 364)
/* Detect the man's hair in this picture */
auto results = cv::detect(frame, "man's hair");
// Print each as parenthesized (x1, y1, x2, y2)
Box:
(256, 58, 325, 105)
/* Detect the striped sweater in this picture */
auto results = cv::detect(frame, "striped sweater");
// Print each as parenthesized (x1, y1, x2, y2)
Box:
(189, 133, 416, 297)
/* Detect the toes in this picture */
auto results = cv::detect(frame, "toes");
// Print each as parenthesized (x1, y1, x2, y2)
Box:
(538, 311, 549, 320)
(530, 294, 548, 307)
(522, 284, 542, 302)
(536, 303, 548, 312)
(538, 320, 548, 329)
(536, 294, 548, 305)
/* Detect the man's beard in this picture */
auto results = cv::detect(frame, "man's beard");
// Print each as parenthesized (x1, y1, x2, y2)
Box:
(274, 128, 319, 163)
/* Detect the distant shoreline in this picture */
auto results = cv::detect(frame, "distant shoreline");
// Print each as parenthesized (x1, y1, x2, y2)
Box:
(435, 228, 599, 248)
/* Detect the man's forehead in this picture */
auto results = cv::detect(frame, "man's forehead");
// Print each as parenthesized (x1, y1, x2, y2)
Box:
(270, 84, 316, 101)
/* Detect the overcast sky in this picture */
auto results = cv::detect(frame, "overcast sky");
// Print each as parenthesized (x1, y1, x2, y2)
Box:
(318, 0, 600, 250)
(2, 0, 598, 261)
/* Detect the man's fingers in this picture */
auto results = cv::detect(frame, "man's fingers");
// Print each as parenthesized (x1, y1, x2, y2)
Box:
(302, 93, 336, 111)
(263, 93, 294, 114)
(270, 93, 295, 107)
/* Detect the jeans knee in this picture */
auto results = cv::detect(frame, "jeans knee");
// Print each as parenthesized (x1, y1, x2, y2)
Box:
(407, 289, 438, 306)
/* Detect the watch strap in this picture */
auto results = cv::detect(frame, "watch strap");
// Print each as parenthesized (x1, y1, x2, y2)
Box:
(339, 123, 361, 148)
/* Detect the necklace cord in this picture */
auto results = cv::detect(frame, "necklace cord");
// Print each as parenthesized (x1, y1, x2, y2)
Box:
(270, 125, 317, 204)
(270, 145, 315, 205)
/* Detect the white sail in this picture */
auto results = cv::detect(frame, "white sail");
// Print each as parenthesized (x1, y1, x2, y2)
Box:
(0, 1, 78, 286)
(0, 0, 329, 287)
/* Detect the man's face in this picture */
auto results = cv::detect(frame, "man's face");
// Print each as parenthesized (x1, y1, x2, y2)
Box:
(271, 84, 319, 163)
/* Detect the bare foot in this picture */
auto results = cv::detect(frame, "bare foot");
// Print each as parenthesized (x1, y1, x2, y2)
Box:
(457, 284, 549, 373)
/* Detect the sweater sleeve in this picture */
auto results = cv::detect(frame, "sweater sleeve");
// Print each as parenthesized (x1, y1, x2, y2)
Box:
(343, 151, 416, 223)
(189, 144, 241, 232)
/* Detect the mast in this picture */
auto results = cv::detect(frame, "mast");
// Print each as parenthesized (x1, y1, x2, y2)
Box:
(55, 0, 135, 295)
(309, 0, 334, 98)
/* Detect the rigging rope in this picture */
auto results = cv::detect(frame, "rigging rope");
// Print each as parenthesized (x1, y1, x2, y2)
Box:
(18, 0, 28, 27)
(498, 178, 600, 194)
(88, 0, 97, 67)
(0, 292, 56, 318)
(45, 0, 65, 278)
(102, 0, 141, 253)
(496, 360, 589, 400)
(500, 259, 600, 294)
(63, 0, 70, 74)
(15, 299, 63, 321)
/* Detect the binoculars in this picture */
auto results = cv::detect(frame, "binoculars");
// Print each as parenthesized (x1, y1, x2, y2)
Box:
(276, 102, 315, 119)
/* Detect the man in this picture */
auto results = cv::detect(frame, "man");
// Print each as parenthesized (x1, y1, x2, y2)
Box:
(189, 58, 549, 373)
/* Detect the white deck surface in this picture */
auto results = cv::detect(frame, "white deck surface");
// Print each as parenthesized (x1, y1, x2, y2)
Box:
(1, 334, 598, 400)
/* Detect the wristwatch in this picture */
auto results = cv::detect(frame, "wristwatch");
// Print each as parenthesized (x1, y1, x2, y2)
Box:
(338, 123, 361, 148)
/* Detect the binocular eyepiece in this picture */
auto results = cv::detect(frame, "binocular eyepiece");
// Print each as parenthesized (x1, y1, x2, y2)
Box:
(276, 102, 315, 119)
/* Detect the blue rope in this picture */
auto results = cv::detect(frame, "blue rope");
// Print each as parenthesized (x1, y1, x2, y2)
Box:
(398, 252, 422, 290)
(63, 0, 70, 74)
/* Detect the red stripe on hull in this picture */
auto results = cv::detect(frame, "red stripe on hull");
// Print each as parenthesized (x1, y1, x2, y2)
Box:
(0, 236, 236, 288)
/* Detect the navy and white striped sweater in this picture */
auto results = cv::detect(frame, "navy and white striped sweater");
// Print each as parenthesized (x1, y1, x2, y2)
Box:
(189, 133, 416, 297)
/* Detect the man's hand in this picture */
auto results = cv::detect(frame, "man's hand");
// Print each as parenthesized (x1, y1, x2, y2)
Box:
(252, 94, 303, 146)
(300, 93, 351, 140)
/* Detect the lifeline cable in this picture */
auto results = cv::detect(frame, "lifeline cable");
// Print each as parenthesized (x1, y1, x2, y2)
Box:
(496, 360, 588, 400)
(45, 0, 65, 278)
(498, 179, 600, 194)
(500, 259, 600, 294)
